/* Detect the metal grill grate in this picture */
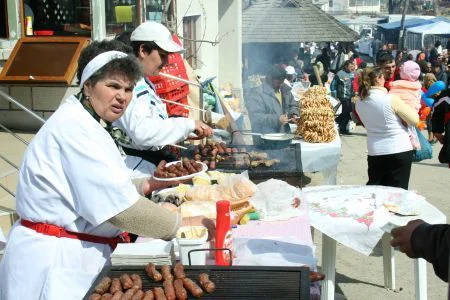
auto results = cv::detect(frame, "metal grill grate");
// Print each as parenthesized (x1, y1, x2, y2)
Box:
(83, 265, 310, 300)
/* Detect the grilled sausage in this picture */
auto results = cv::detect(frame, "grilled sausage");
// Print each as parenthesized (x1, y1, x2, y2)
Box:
(109, 278, 122, 294)
(182, 278, 203, 298)
(100, 293, 112, 300)
(161, 265, 173, 281)
(162, 280, 176, 300)
(173, 262, 186, 279)
(145, 263, 162, 282)
(121, 288, 138, 300)
(152, 287, 167, 300)
(110, 291, 123, 300)
(131, 274, 143, 290)
(199, 273, 216, 293)
(173, 279, 187, 300)
(131, 289, 144, 300)
(89, 294, 102, 300)
(142, 290, 154, 300)
(94, 277, 112, 295)
(182, 158, 197, 174)
(119, 274, 134, 290)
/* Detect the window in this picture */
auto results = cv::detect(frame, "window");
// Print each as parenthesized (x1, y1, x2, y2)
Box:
(105, 0, 140, 36)
(0, 0, 7, 38)
(0, 37, 89, 84)
(349, 0, 379, 6)
(183, 15, 200, 70)
(329, 0, 334, 7)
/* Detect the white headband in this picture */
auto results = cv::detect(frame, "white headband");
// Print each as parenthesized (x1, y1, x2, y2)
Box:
(79, 51, 128, 88)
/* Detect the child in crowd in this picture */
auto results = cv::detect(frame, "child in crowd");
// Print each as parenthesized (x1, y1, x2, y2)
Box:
(389, 61, 422, 149)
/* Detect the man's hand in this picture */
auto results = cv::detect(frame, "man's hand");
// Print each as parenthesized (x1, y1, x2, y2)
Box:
(390, 219, 425, 258)
(279, 114, 289, 125)
(191, 120, 213, 139)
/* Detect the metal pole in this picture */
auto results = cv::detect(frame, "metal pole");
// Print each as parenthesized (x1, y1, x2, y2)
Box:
(0, 123, 30, 146)
(0, 90, 45, 124)
(398, 0, 410, 50)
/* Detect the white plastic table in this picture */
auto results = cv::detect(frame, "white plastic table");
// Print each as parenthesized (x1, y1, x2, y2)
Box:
(316, 190, 446, 300)
(292, 134, 341, 185)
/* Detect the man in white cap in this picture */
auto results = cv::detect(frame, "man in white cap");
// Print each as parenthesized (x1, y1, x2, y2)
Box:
(282, 65, 300, 115)
(114, 21, 212, 178)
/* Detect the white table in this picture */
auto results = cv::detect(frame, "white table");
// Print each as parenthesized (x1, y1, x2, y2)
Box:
(310, 187, 446, 300)
(292, 134, 341, 185)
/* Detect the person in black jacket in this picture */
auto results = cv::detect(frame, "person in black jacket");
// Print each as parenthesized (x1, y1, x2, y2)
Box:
(391, 220, 449, 282)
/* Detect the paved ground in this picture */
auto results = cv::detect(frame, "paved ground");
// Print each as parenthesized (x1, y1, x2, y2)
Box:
(307, 125, 449, 300)
(0, 125, 448, 299)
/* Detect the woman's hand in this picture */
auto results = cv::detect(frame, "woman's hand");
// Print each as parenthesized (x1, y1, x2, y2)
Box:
(190, 121, 213, 139)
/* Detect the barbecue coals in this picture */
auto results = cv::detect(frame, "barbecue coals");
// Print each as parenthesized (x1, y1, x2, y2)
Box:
(154, 159, 204, 179)
(296, 86, 336, 143)
(193, 140, 280, 170)
(89, 263, 216, 300)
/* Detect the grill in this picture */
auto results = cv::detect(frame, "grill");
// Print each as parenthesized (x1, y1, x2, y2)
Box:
(83, 265, 310, 300)
(181, 144, 304, 186)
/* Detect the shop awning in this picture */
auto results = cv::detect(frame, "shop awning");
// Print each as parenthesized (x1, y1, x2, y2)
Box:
(242, 0, 359, 43)
(377, 18, 434, 30)
(407, 21, 450, 36)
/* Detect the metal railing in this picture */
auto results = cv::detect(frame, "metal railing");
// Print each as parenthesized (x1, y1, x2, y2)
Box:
(0, 89, 45, 198)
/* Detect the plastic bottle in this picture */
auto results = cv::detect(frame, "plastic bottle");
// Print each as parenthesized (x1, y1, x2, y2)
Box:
(215, 200, 233, 266)
(25, 16, 33, 36)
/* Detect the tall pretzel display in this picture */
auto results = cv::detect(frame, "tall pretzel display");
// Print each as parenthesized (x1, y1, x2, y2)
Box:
(295, 86, 336, 143)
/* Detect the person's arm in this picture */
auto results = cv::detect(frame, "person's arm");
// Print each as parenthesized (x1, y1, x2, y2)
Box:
(108, 197, 181, 240)
(390, 95, 420, 126)
(116, 92, 196, 148)
(286, 91, 300, 117)
(411, 223, 450, 282)
(391, 220, 450, 282)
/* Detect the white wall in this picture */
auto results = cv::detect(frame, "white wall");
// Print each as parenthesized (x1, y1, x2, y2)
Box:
(176, 0, 219, 82)
(218, 0, 242, 90)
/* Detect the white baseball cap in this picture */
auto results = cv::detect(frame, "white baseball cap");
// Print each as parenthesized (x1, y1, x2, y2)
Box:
(131, 21, 184, 53)
(285, 66, 296, 75)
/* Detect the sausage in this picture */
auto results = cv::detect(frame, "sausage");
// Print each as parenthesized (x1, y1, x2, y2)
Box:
(216, 143, 225, 154)
(94, 276, 112, 295)
(166, 172, 177, 178)
(131, 274, 143, 290)
(145, 263, 163, 282)
(162, 280, 176, 300)
(110, 278, 122, 294)
(142, 290, 154, 300)
(131, 289, 145, 300)
(89, 294, 102, 300)
(182, 158, 197, 174)
(154, 170, 168, 178)
(199, 273, 216, 293)
(209, 160, 216, 170)
(182, 278, 203, 298)
(110, 291, 123, 300)
(173, 262, 186, 279)
(161, 265, 173, 281)
(173, 279, 187, 300)
(100, 293, 112, 300)
(119, 274, 134, 290)
(121, 288, 138, 300)
(152, 287, 167, 300)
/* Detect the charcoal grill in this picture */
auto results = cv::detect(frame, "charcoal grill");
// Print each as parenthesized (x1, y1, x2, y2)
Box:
(83, 265, 310, 299)
(181, 144, 304, 187)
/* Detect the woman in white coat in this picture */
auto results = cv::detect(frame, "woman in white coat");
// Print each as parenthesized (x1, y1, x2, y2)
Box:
(0, 41, 207, 299)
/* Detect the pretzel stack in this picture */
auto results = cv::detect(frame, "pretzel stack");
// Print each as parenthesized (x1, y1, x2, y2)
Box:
(296, 86, 336, 143)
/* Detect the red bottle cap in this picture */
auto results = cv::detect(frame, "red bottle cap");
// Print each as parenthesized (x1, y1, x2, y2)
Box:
(216, 200, 231, 214)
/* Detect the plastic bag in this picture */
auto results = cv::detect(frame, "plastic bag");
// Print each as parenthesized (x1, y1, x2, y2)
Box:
(412, 126, 432, 162)
(249, 179, 304, 221)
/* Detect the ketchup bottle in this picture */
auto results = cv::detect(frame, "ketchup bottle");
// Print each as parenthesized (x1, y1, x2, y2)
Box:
(215, 200, 233, 266)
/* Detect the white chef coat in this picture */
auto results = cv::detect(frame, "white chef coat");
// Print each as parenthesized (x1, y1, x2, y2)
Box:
(0, 95, 140, 300)
(113, 78, 195, 178)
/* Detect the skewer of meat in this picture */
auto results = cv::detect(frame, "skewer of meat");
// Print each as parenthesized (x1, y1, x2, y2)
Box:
(173, 262, 186, 279)
(173, 279, 187, 300)
(109, 278, 122, 294)
(130, 274, 143, 290)
(119, 274, 134, 290)
(145, 263, 163, 282)
(199, 273, 216, 293)
(94, 277, 112, 295)
(161, 265, 173, 281)
(163, 280, 176, 300)
(182, 278, 203, 298)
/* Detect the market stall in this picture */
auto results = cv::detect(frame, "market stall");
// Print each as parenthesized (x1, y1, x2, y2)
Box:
(405, 21, 450, 51)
